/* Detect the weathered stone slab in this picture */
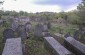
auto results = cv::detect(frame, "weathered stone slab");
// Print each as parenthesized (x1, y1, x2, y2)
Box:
(2, 38, 23, 55)
(44, 37, 73, 55)
(3, 28, 15, 42)
(64, 37, 85, 55)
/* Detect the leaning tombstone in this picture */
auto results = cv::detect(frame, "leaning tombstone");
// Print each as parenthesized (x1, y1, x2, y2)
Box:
(3, 28, 15, 43)
(25, 22, 32, 32)
(64, 37, 85, 55)
(17, 25, 28, 40)
(34, 24, 44, 40)
(64, 32, 71, 38)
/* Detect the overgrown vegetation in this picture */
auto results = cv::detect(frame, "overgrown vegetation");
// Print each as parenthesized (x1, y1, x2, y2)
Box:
(0, 25, 7, 55)
(25, 32, 50, 55)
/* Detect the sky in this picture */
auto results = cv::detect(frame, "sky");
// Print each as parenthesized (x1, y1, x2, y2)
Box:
(1, 0, 82, 13)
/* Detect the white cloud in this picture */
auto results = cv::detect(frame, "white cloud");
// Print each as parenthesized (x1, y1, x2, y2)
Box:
(2, 0, 78, 13)
(65, 4, 78, 12)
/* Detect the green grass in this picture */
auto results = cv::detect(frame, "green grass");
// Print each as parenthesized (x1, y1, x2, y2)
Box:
(49, 23, 77, 36)
(25, 36, 50, 55)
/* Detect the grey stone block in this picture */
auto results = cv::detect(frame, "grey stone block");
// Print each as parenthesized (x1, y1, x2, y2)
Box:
(64, 37, 85, 55)
(44, 37, 73, 55)
(2, 38, 23, 55)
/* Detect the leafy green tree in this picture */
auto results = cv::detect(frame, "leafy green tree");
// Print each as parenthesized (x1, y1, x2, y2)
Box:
(19, 11, 25, 16)
(77, 0, 85, 27)
(9, 11, 19, 17)
(67, 11, 80, 25)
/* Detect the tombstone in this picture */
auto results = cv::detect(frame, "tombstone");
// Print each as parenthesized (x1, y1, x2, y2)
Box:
(43, 23, 48, 32)
(17, 25, 28, 40)
(2, 38, 23, 55)
(11, 22, 18, 31)
(0, 20, 4, 25)
(73, 30, 80, 40)
(64, 32, 71, 38)
(64, 37, 85, 55)
(47, 22, 51, 29)
(34, 24, 44, 39)
(25, 22, 32, 32)
(44, 37, 73, 55)
(3, 28, 15, 42)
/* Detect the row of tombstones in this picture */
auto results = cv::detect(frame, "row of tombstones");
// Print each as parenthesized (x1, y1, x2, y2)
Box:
(2, 22, 50, 55)
(2, 22, 32, 55)
(3, 22, 32, 42)
(3, 22, 51, 43)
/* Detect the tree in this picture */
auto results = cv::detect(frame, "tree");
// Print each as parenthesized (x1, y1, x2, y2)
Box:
(67, 11, 80, 25)
(9, 11, 19, 17)
(77, 0, 85, 27)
